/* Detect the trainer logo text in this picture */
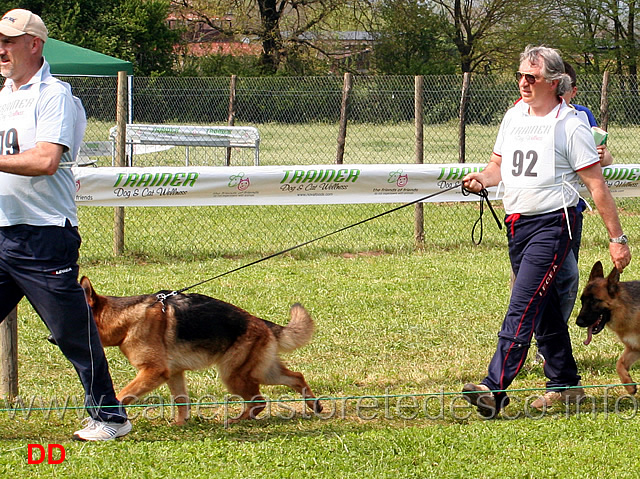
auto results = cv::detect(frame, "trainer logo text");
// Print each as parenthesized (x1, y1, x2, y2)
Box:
(112, 171, 198, 199)
(280, 168, 360, 184)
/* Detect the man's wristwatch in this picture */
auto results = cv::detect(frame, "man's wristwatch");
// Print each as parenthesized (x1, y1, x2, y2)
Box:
(610, 234, 629, 245)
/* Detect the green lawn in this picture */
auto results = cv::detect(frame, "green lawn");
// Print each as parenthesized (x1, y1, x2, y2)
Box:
(3, 119, 640, 476)
(83, 120, 640, 167)
(1, 238, 639, 477)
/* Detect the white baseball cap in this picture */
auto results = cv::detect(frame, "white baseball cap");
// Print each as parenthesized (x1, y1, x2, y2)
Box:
(0, 9, 48, 42)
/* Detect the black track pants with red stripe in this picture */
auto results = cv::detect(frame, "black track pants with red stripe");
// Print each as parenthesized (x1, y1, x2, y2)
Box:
(481, 207, 581, 407)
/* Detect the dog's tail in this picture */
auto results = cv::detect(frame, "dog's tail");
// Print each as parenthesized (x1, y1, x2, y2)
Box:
(275, 303, 315, 353)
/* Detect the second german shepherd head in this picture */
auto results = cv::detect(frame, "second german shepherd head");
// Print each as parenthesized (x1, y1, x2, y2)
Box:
(575, 261, 617, 345)
(575, 261, 640, 395)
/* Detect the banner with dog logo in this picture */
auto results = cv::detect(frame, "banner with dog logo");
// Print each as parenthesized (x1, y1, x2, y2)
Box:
(72, 164, 640, 206)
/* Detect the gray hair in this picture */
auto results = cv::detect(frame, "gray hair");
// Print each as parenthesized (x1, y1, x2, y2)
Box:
(520, 45, 572, 96)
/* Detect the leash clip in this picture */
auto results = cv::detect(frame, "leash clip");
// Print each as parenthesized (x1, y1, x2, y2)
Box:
(156, 291, 178, 312)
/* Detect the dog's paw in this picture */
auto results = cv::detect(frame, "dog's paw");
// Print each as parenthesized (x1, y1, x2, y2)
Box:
(625, 384, 638, 395)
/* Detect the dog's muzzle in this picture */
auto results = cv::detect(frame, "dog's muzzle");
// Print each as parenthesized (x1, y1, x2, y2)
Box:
(577, 311, 610, 346)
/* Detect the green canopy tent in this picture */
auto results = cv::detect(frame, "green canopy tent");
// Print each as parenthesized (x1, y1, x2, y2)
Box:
(41, 38, 134, 165)
(43, 38, 133, 76)
(42, 38, 133, 139)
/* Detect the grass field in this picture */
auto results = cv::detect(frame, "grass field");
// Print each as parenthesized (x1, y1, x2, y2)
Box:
(1, 235, 640, 477)
(82, 120, 640, 167)
(3, 120, 640, 476)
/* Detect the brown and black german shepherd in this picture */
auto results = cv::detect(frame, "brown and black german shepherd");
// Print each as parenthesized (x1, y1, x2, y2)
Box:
(79, 276, 323, 425)
(576, 261, 640, 395)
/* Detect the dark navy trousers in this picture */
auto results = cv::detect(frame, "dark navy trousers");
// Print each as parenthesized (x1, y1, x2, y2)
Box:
(0, 222, 127, 423)
(481, 207, 582, 407)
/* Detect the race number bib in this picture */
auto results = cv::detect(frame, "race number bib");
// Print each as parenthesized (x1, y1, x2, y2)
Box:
(0, 128, 19, 155)
(0, 89, 37, 154)
(501, 115, 556, 189)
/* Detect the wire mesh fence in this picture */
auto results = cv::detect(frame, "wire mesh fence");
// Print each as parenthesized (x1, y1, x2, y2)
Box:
(63, 73, 640, 263)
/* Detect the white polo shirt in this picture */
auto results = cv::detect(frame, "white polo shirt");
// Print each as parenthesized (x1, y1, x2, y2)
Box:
(493, 100, 599, 215)
(0, 60, 85, 227)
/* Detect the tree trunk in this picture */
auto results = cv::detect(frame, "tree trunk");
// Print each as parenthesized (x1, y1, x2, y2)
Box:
(258, 0, 283, 73)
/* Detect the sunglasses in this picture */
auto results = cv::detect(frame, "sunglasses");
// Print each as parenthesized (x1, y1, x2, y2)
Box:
(515, 71, 541, 84)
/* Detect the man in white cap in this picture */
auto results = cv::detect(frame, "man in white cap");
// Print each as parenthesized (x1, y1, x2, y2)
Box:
(0, 9, 131, 441)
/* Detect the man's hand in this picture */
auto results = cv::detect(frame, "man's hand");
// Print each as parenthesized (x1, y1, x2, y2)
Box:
(597, 145, 613, 167)
(463, 153, 502, 193)
(462, 174, 484, 193)
(610, 242, 631, 271)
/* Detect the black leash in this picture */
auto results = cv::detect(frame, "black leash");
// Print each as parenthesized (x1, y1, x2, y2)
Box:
(156, 183, 502, 306)
(462, 187, 503, 245)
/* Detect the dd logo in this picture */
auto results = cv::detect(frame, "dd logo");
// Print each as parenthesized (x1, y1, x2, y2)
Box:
(27, 444, 66, 464)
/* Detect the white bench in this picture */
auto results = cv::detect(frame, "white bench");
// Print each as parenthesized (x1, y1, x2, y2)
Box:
(108, 124, 260, 166)
(75, 141, 113, 166)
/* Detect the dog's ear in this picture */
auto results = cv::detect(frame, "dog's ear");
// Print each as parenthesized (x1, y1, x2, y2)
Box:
(606, 267, 621, 297)
(589, 261, 604, 281)
(79, 276, 96, 307)
(79, 276, 91, 291)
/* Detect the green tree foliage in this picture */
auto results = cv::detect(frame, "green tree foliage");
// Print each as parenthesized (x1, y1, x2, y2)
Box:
(604, 0, 639, 76)
(430, 0, 547, 73)
(170, 0, 353, 74)
(4, 0, 640, 77)
(95, 0, 181, 76)
(1, 0, 180, 75)
(550, 0, 610, 72)
(371, 0, 458, 75)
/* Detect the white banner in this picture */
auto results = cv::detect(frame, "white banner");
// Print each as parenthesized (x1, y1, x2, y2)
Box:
(72, 163, 640, 206)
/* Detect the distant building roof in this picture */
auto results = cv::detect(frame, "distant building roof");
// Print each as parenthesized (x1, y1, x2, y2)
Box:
(291, 31, 375, 42)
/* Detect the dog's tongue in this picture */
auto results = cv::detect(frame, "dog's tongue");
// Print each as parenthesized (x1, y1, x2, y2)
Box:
(584, 325, 594, 346)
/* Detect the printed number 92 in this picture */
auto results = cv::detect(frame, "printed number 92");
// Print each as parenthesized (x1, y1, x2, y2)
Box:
(512, 150, 537, 177)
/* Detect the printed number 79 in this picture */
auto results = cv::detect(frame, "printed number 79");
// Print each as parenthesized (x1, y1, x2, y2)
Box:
(0, 129, 19, 155)
(512, 150, 538, 177)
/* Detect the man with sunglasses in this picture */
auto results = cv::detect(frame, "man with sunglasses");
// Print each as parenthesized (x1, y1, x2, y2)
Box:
(460, 45, 631, 418)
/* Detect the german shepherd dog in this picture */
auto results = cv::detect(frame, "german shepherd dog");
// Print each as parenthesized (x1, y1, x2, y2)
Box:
(79, 276, 323, 425)
(576, 261, 640, 395)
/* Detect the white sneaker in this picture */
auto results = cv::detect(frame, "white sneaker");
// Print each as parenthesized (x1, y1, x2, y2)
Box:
(73, 417, 132, 441)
